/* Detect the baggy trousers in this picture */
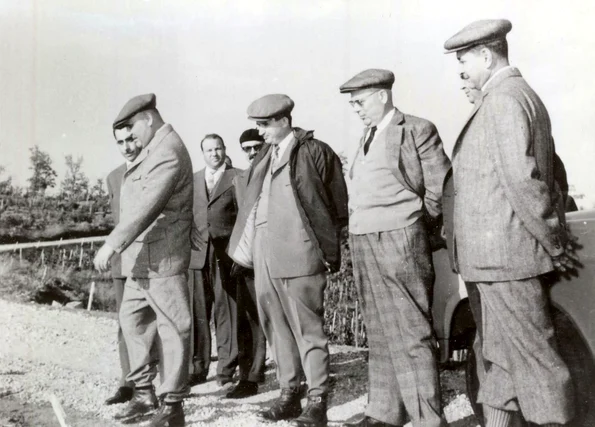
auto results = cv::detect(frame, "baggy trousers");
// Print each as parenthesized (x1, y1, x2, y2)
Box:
(190, 240, 238, 379)
(472, 278, 574, 425)
(119, 274, 191, 402)
(237, 272, 267, 383)
(253, 226, 329, 395)
(113, 277, 133, 388)
(350, 221, 445, 427)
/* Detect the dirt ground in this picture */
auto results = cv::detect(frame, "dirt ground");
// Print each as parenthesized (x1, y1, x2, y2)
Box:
(0, 298, 480, 427)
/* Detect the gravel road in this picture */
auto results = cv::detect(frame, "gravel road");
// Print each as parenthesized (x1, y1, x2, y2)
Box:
(0, 299, 479, 427)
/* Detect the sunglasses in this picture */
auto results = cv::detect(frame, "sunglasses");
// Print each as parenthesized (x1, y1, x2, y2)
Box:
(242, 144, 264, 153)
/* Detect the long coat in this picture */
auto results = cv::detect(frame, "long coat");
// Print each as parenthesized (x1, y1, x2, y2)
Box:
(106, 163, 127, 280)
(189, 165, 239, 270)
(444, 67, 567, 282)
(105, 124, 194, 279)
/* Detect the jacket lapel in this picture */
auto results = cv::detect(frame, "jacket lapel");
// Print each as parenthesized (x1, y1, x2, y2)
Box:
(348, 133, 366, 180)
(272, 138, 296, 176)
(384, 109, 406, 176)
(209, 166, 234, 204)
(194, 169, 207, 204)
(452, 68, 522, 158)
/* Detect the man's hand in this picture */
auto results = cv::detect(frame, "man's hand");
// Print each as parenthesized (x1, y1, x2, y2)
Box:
(190, 222, 206, 251)
(94, 243, 115, 273)
(552, 234, 581, 274)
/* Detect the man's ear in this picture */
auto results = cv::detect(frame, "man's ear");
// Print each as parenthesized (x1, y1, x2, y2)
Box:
(481, 47, 494, 69)
(145, 111, 154, 127)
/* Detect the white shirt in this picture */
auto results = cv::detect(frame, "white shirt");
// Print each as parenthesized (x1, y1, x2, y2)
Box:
(273, 131, 294, 160)
(481, 65, 514, 91)
(364, 108, 396, 142)
(205, 163, 226, 191)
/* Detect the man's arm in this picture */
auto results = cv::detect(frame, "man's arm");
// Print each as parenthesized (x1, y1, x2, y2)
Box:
(484, 94, 564, 257)
(106, 145, 181, 254)
(312, 142, 349, 229)
(415, 121, 451, 219)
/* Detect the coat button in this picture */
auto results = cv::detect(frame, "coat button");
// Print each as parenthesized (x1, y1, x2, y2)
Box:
(207, 222, 210, 227)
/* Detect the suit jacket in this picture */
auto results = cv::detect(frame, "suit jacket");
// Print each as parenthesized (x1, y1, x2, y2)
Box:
(445, 67, 566, 282)
(106, 163, 127, 280)
(348, 109, 451, 244)
(106, 124, 194, 279)
(189, 165, 239, 270)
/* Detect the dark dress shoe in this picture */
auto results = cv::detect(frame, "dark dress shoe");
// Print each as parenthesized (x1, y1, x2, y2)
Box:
(114, 387, 158, 421)
(343, 416, 397, 427)
(224, 380, 258, 399)
(148, 401, 185, 427)
(187, 372, 208, 387)
(293, 395, 328, 427)
(258, 387, 302, 421)
(104, 386, 133, 405)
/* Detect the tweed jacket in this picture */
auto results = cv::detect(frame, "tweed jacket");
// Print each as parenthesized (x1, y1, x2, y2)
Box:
(446, 67, 566, 282)
(106, 163, 127, 280)
(106, 124, 194, 279)
(189, 165, 239, 270)
(348, 109, 451, 244)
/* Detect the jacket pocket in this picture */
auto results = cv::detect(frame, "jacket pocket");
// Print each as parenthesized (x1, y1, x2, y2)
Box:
(146, 228, 171, 272)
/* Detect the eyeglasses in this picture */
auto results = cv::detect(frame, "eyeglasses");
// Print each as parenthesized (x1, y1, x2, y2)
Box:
(242, 144, 263, 153)
(348, 90, 380, 108)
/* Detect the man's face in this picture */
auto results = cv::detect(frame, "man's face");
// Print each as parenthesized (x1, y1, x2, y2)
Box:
(114, 128, 143, 163)
(461, 81, 482, 105)
(349, 89, 385, 127)
(240, 140, 264, 164)
(202, 137, 226, 169)
(457, 48, 489, 90)
(255, 117, 289, 145)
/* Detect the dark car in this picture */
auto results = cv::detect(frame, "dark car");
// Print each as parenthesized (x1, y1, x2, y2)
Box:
(432, 208, 595, 426)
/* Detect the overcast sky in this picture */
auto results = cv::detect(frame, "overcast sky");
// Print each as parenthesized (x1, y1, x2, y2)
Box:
(1, 0, 594, 207)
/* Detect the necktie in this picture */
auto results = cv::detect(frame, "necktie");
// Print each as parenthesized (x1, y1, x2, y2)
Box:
(271, 144, 280, 171)
(363, 126, 377, 155)
(206, 170, 216, 196)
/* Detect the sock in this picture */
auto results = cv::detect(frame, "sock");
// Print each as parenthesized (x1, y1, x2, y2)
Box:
(485, 406, 512, 427)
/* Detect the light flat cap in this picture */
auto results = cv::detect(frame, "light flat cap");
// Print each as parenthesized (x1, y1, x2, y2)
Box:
(239, 128, 264, 143)
(247, 94, 294, 120)
(113, 93, 156, 129)
(444, 19, 512, 53)
(339, 69, 395, 93)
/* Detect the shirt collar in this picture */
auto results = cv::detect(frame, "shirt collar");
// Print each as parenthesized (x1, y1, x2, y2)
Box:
(481, 65, 513, 91)
(206, 162, 226, 176)
(274, 130, 294, 160)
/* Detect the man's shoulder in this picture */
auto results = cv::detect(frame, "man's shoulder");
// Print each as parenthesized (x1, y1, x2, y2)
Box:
(107, 163, 127, 182)
(399, 111, 438, 132)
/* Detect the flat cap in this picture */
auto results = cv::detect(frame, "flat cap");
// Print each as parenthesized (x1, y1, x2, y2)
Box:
(339, 69, 395, 93)
(247, 94, 294, 121)
(444, 19, 512, 53)
(113, 93, 157, 129)
(239, 128, 264, 144)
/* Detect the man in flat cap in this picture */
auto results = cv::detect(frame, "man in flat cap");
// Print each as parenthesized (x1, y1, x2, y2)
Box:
(187, 134, 240, 391)
(340, 69, 450, 427)
(94, 93, 194, 427)
(228, 94, 349, 426)
(443, 19, 576, 427)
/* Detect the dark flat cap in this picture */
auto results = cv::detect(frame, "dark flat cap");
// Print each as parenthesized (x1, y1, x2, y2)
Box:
(444, 19, 512, 53)
(339, 69, 395, 93)
(113, 93, 156, 129)
(239, 128, 264, 144)
(247, 94, 294, 121)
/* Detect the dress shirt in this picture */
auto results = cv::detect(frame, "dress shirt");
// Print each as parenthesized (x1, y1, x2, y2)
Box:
(205, 163, 226, 194)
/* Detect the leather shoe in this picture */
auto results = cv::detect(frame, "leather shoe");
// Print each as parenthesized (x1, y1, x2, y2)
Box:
(293, 394, 328, 427)
(114, 387, 158, 421)
(148, 401, 185, 427)
(259, 387, 302, 421)
(187, 372, 208, 387)
(224, 380, 258, 399)
(343, 416, 397, 427)
(104, 386, 133, 405)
